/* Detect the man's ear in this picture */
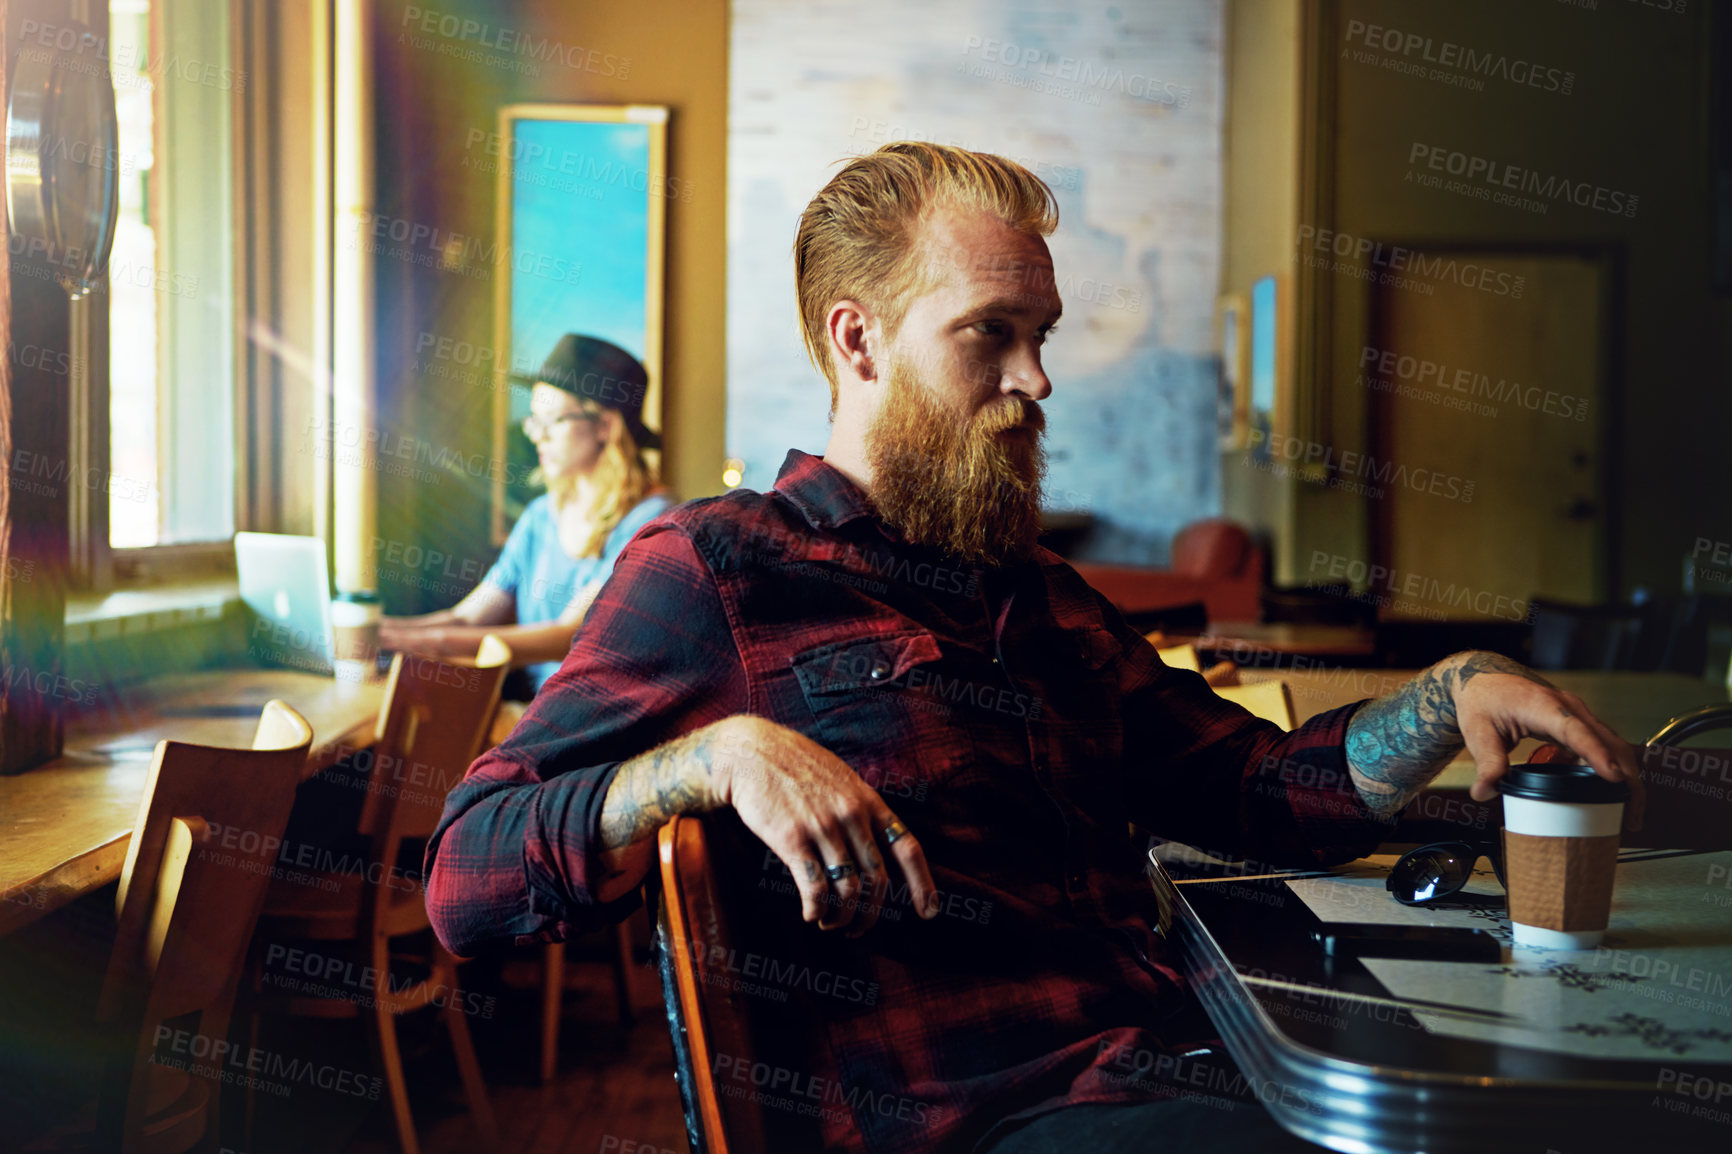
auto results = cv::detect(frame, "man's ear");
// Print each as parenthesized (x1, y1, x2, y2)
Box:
(825, 300, 881, 383)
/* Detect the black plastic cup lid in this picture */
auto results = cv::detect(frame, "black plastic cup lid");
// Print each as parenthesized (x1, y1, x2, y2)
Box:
(1497, 763, 1629, 804)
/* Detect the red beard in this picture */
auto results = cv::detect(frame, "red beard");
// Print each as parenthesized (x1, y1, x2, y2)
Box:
(864, 356, 1047, 566)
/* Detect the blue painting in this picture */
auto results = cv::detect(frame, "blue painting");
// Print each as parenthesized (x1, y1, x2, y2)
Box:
(1249, 274, 1278, 455)
(493, 106, 665, 539)
(509, 120, 650, 388)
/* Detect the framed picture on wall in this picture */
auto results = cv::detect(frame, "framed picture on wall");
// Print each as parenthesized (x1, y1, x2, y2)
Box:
(1215, 292, 1248, 449)
(489, 103, 669, 546)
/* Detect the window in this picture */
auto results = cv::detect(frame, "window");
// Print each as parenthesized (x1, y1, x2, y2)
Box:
(102, 0, 236, 554)
(107, 0, 157, 547)
(54, 0, 328, 596)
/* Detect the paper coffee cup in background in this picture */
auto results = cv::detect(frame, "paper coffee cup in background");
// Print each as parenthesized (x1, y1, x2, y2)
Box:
(1498, 764, 1629, 950)
(330, 591, 382, 683)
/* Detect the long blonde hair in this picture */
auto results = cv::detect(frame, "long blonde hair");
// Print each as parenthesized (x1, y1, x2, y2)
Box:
(545, 417, 655, 558)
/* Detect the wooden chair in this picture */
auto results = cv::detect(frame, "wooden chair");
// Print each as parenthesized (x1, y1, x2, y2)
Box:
(654, 814, 821, 1154)
(505, 691, 636, 1084)
(33, 702, 313, 1154)
(1528, 598, 1646, 670)
(539, 922, 638, 1082)
(1075, 519, 1266, 623)
(248, 639, 510, 1154)
(482, 698, 638, 1084)
(1211, 679, 1297, 730)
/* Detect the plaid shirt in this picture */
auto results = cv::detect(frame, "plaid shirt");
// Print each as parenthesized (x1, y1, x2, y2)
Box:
(426, 450, 1386, 1153)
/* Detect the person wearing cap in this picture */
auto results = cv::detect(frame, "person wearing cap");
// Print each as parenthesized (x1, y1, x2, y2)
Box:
(380, 333, 673, 694)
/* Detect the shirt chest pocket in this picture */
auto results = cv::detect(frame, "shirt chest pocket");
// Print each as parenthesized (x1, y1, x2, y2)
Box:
(788, 629, 975, 804)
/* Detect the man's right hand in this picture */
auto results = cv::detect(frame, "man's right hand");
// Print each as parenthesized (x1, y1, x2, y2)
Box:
(597, 714, 939, 936)
(710, 715, 939, 935)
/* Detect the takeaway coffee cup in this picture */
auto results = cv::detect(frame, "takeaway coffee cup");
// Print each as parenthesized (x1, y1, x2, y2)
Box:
(1498, 764, 1629, 950)
(330, 591, 382, 683)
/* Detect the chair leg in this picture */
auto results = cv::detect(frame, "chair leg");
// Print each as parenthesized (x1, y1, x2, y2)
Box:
(365, 998, 421, 1154)
(241, 956, 263, 1153)
(611, 921, 637, 1028)
(540, 941, 564, 1083)
(443, 979, 499, 1149)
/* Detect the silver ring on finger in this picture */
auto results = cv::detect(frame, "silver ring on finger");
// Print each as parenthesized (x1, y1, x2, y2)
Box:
(824, 863, 858, 883)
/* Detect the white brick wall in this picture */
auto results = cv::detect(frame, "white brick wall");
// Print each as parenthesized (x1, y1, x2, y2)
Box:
(727, 0, 1224, 563)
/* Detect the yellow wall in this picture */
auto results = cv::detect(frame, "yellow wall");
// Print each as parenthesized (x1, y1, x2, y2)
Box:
(1222, 0, 1299, 294)
(516, 0, 729, 504)
(1220, 0, 1301, 581)
(1321, 0, 1727, 597)
(373, 0, 728, 611)
(1225, 0, 1732, 598)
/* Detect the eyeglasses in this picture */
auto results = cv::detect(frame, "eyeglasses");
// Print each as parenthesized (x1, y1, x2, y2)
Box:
(1386, 840, 1506, 906)
(521, 409, 602, 439)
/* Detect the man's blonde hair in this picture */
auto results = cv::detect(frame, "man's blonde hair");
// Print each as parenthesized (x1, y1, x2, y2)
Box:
(793, 142, 1059, 411)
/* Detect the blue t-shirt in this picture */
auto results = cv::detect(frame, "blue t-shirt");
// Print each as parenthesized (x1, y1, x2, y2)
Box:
(482, 491, 673, 691)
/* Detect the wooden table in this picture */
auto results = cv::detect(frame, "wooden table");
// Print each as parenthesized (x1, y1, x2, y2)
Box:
(1245, 668, 1731, 789)
(0, 670, 386, 937)
(1177, 621, 1379, 661)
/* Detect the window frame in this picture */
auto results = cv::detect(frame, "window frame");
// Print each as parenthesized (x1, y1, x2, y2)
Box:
(69, 0, 313, 595)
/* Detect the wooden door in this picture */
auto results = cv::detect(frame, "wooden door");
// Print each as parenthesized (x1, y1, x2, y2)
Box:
(1372, 254, 1607, 620)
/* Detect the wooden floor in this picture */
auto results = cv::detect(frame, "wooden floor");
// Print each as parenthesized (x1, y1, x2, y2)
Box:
(241, 915, 689, 1154)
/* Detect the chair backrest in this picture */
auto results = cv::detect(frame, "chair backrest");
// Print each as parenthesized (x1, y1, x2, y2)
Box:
(1529, 599, 1644, 670)
(1154, 643, 1202, 672)
(1212, 680, 1296, 731)
(356, 637, 511, 927)
(1171, 519, 1256, 579)
(655, 814, 822, 1154)
(657, 816, 734, 1154)
(99, 701, 313, 1152)
(1635, 593, 1732, 679)
(357, 636, 511, 840)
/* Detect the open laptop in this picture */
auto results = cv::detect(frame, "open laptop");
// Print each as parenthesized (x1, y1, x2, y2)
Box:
(235, 532, 336, 675)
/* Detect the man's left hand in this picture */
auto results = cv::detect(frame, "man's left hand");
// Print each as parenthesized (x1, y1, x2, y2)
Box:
(1346, 651, 1644, 829)
(1452, 655, 1644, 826)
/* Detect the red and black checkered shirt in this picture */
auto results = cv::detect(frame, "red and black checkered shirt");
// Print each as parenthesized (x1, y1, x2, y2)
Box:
(426, 449, 1385, 1153)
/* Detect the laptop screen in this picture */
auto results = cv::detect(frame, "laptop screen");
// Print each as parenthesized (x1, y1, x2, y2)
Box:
(234, 532, 335, 675)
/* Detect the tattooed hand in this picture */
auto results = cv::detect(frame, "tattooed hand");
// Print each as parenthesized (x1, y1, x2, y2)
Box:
(1345, 651, 1643, 826)
(596, 714, 940, 935)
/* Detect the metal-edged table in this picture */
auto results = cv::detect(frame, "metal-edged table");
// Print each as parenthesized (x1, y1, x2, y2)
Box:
(1151, 845, 1732, 1153)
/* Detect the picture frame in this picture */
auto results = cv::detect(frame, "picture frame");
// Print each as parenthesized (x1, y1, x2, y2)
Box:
(1215, 292, 1249, 450)
(1248, 273, 1280, 457)
(489, 103, 669, 545)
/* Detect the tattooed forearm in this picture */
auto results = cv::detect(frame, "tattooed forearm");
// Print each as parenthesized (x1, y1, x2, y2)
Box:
(598, 728, 726, 851)
(1345, 651, 1552, 816)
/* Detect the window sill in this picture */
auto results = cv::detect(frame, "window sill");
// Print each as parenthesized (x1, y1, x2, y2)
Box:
(65, 579, 240, 646)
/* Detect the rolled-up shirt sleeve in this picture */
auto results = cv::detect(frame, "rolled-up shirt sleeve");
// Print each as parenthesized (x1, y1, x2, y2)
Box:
(1114, 625, 1391, 868)
(424, 520, 747, 955)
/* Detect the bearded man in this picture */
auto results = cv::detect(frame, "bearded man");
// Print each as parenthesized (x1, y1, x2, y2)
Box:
(425, 143, 1640, 1153)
